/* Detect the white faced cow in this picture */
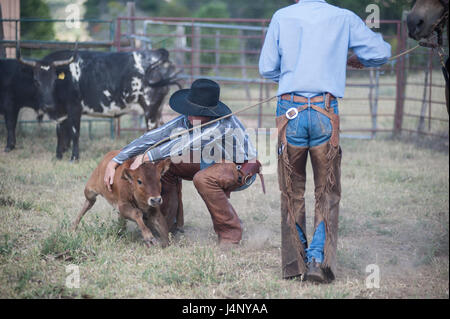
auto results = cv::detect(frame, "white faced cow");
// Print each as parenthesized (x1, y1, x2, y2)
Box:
(41, 48, 180, 160)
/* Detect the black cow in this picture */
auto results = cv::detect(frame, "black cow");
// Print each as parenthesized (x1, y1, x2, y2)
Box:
(41, 48, 180, 160)
(0, 53, 75, 152)
(0, 60, 38, 152)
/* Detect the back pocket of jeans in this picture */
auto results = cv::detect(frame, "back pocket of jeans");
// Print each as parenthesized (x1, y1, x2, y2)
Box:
(286, 116, 299, 136)
(315, 111, 332, 136)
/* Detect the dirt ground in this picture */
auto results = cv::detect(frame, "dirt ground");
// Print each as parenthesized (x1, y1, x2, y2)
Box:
(0, 120, 448, 299)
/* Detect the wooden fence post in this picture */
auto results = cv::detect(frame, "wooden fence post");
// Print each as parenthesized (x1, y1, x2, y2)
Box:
(0, 0, 20, 58)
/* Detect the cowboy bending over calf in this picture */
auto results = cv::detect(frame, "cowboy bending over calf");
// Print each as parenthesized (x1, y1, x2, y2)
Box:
(104, 79, 262, 247)
(259, 0, 391, 283)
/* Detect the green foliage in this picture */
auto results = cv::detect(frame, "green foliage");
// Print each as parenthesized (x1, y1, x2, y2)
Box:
(194, 1, 229, 19)
(20, 0, 55, 40)
(158, 1, 190, 18)
(226, 0, 293, 19)
(84, 0, 111, 20)
(84, 0, 415, 21)
(0, 234, 16, 257)
(191, 1, 236, 67)
(40, 224, 97, 263)
(135, 0, 162, 13)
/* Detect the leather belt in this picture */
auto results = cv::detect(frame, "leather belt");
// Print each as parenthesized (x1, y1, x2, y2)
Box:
(281, 93, 336, 104)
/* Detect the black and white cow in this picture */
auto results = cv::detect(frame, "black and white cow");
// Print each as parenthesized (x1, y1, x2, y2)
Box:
(42, 48, 180, 160)
(0, 54, 73, 152)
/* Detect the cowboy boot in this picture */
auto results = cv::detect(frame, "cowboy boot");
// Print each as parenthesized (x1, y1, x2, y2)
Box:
(280, 144, 309, 279)
(193, 163, 243, 245)
(306, 257, 327, 283)
(309, 142, 342, 282)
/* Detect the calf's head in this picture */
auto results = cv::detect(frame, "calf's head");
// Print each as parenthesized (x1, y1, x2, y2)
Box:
(121, 158, 171, 210)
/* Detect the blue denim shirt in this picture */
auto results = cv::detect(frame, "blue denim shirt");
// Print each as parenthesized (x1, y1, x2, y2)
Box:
(259, 0, 392, 98)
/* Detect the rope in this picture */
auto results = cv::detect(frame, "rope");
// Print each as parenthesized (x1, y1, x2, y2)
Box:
(388, 32, 443, 62)
(388, 44, 421, 62)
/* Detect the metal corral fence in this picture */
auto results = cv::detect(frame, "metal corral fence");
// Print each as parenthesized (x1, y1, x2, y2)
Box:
(0, 16, 448, 140)
(115, 16, 448, 139)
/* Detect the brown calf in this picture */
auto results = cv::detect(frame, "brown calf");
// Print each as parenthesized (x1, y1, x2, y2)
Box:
(71, 150, 171, 247)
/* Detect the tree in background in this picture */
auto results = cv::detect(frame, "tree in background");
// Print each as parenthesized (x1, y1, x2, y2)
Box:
(84, 0, 415, 23)
(21, 0, 55, 40)
(226, 0, 292, 19)
(135, 0, 162, 13)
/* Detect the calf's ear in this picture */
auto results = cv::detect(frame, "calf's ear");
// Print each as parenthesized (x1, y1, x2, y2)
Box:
(121, 168, 133, 184)
(157, 158, 171, 176)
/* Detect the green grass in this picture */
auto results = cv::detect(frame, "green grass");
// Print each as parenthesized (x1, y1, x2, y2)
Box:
(0, 102, 449, 299)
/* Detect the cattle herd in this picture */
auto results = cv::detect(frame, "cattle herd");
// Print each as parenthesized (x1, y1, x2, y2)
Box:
(0, 47, 181, 160)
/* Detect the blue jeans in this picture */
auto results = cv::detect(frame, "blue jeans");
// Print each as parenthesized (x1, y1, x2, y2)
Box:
(297, 221, 326, 263)
(276, 94, 339, 148)
(280, 93, 338, 263)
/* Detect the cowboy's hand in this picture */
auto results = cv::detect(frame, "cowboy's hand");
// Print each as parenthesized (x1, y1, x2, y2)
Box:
(104, 160, 119, 192)
(347, 55, 365, 69)
(130, 153, 149, 170)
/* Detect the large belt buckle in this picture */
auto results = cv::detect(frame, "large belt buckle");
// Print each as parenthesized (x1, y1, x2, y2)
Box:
(285, 107, 298, 120)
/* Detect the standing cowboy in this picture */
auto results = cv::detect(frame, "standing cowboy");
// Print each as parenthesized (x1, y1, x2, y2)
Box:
(103, 79, 263, 247)
(259, 0, 391, 283)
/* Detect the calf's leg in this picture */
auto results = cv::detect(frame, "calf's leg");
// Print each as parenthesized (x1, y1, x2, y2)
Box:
(144, 208, 170, 248)
(119, 204, 158, 247)
(71, 188, 97, 231)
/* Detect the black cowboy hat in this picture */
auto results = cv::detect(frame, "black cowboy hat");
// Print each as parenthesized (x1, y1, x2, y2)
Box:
(169, 78, 232, 117)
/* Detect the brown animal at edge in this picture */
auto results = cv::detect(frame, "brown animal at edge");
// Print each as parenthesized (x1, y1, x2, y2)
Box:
(71, 150, 171, 248)
(407, 0, 449, 115)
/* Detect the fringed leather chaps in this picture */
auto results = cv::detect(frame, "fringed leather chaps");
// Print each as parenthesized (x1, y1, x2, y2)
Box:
(158, 161, 258, 244)
(309, 142, 341, 281)
(277, 95, 342, 281)
(279, 144, 309, 278)
(158, 162, 200, 233)
(193, 163, 244, 244)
